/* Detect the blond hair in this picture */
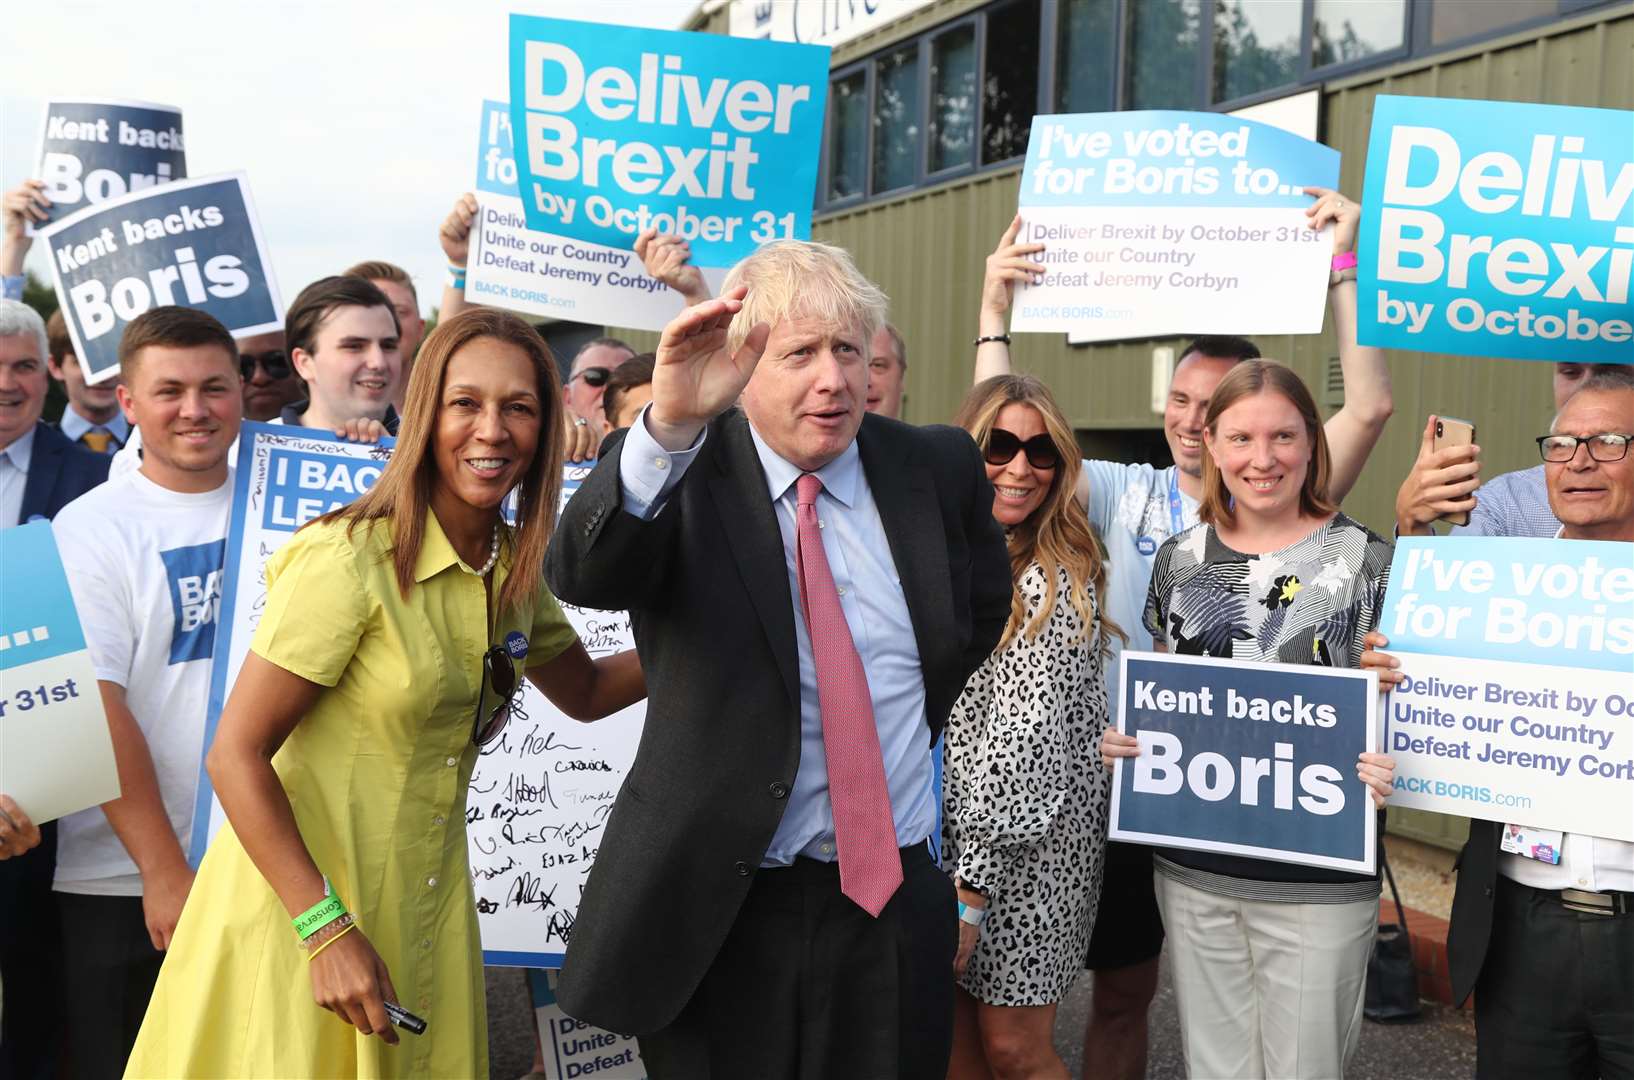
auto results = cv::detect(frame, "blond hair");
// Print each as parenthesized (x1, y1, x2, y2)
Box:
(1199, 360, 1336, 529)
(317, 309, 564, 614)
(955, 375, 1122, 651)
(722, 240, 886, 353)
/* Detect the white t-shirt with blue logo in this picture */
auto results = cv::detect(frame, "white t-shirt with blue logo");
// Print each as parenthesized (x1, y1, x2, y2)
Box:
(52, 468, 231, 894)
(1082, 459, 1201, 710)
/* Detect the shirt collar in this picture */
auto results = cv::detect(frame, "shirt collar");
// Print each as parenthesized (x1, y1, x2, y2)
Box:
(58, 405, 129, 445)
(0, 425, 38, 472)
(413, 507, 511, 583)
(746, 422, 860, 509)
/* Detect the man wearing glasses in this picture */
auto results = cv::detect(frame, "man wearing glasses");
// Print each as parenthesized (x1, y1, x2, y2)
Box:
(1379, 367, 1634, 1079)
(1395, 363, 1624, 539)
(236, 330, 303, 423)
(564, 337, 635, 443)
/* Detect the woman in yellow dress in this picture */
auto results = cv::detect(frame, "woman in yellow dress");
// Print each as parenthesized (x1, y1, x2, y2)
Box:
(125, 309, 645, 1078)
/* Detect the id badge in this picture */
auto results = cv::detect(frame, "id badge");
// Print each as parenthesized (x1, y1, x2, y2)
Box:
(1501, 823, 1564, 865)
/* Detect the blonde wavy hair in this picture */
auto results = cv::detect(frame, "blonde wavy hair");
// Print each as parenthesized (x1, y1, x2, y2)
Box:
(955, 375, 1122, 651)
(723, 239, 887, 354)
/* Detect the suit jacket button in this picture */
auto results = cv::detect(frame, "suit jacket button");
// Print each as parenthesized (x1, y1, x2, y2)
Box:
(769, 781, 788, 799)
(734, 861, 750, 876)
(1484, 886, 1493, 897)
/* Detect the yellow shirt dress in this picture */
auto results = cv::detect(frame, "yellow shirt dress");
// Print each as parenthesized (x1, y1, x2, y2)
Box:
(125, 512, 577, 1078)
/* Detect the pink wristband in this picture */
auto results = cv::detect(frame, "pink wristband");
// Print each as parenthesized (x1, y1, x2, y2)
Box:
(1331, 251, 1358, 272)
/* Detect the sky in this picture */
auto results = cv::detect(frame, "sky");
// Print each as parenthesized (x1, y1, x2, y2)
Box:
(1, 0, 697, 316)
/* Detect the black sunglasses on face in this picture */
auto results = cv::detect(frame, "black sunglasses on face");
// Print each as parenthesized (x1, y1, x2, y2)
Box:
(472, 645, 519, 747)
(566, 366, 612, 388)
(985, 427, 1061, 470)
(239, 349, 292, 381)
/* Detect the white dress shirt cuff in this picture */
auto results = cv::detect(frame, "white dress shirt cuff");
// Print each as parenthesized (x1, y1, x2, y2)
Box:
(617, 404, 706, 520)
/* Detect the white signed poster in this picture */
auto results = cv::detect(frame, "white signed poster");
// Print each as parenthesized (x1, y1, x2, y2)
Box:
(469, 462, 646, 966)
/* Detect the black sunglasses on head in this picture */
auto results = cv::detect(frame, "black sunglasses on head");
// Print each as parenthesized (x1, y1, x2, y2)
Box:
(985, 427, 1061, 470)
(239, 349, 292, 381)
(472, 645, 519, 747)
(567, 366, 612, 388)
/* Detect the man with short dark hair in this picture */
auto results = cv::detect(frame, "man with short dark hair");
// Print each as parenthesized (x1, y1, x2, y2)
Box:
(0, 297, 107, 1080)
(565, 336, 635, 442)
(281, 276, 402, 432)
(52, 306, 242, 1078)
(237, 330, 302, 423)
(344, 260, 425, 405)
(601, 354, 655, 433)
(45, 309, 128, 453)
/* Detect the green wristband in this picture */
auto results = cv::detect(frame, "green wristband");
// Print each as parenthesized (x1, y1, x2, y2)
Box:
(293, 894, 348, 940)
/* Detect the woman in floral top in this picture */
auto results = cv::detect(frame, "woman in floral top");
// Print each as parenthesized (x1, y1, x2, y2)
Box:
(1102, 360, 1397, 1080)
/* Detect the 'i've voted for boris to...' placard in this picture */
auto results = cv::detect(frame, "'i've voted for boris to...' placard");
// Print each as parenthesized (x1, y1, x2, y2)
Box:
(38, 172, 283, 387)
(188, 424, 393, 864)
(0, 522, 120, 824)
(1011, 111, 1339, 339)
(467, 100, 725, 331)
(1358, 95, 1634, 365)
(33, 99, 186, 228)
(1379, 537, 1634, 841)
(507, 15, 830, 266)
(1110, 650, 1379, 874)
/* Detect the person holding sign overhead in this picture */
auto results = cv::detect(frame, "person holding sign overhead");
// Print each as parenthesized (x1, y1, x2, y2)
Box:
(545, 240, 1011, 1078)
(124, 309, 645, 1079)
(1364, 367, 1634, 1080)
(943, 374, 1120, 1080)
(1100, 360, 1398, 1080)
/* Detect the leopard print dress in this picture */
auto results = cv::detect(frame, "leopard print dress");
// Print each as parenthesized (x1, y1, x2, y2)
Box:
(942, 560, 1112, 1006)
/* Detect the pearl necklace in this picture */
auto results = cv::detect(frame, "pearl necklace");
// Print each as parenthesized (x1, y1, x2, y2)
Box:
(462, 525, 501, 577)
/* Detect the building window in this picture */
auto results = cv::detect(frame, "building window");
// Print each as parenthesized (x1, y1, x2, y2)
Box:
(1126, 0, 1204, 110)
(827, 69, 868, 202)
(1055, 0, 1118, 112)
(1311, 0, 1406, 67)
(1212, 0, 1302, 103)
(1430, 0, 1556, 45)
(872, 46, 922, 193)
(982, 0, 1041, 164)
(929, 23, 978, 174)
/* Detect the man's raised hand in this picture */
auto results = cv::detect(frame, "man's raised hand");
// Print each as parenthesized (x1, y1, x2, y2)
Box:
(439, 193, 480, 268)
(636, 228, 710, 306)
(647, 286, 769, 451)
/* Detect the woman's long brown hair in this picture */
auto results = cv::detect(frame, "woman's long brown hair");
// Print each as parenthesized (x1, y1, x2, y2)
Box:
(955, 375, 1122, 652)
(318, 308, 565, 614)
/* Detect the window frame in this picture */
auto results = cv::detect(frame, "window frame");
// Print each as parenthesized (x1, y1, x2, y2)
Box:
(814, 0, 1624, 213)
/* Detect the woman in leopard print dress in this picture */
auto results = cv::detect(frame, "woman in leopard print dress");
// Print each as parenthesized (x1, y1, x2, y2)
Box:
(944, 375, 1121, 1078)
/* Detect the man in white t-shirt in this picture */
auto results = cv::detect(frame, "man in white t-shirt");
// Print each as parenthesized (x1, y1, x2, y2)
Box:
(973, 192, 1394, 1079)
(52, 306, 241, 1078)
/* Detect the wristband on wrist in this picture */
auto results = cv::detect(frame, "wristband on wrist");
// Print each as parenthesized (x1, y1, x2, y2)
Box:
(306, 920, 358, 962)
(1330, 251, 1358, 272)
(293, 892, 348, 941)
(957, 900, 988, 926)
(447, 264, 467, 290)
(973, 333, 1011, 347)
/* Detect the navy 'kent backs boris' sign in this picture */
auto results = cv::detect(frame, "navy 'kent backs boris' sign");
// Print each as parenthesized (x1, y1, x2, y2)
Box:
(38, 172, 282, 386)
(1111, 651, 1379, 873)
(35, 99, 187, 225)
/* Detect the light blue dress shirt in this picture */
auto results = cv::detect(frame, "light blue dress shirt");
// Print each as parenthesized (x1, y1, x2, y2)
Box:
(0, 425, 37, 527)
(617, 408, 936, 865)
(57, 405, 130, 451)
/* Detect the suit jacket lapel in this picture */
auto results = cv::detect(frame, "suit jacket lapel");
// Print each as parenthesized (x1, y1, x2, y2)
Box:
(858, 420, 954, 702)
(706, 411, 800, 705)
(20, 423, 65, 523)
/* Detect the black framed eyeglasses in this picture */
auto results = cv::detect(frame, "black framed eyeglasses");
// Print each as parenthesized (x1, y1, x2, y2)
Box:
(239, 349, 292, 381)
(472, 645, 518, 747)
(984, 427, 1061, 470)
(566, 366, 611, 388)
(1537, 433, 1632, 463)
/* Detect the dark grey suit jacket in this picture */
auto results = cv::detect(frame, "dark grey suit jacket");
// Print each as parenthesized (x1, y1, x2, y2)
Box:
(1447, 818, 1503, 1006)
(544, 408, 1011, 1036)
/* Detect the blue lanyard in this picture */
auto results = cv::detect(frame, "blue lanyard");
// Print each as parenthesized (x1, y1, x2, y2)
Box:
(1167, 468, 1186, 536)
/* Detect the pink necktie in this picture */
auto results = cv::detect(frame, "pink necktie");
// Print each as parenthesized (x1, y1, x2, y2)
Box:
(794, 473, 902, 917)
